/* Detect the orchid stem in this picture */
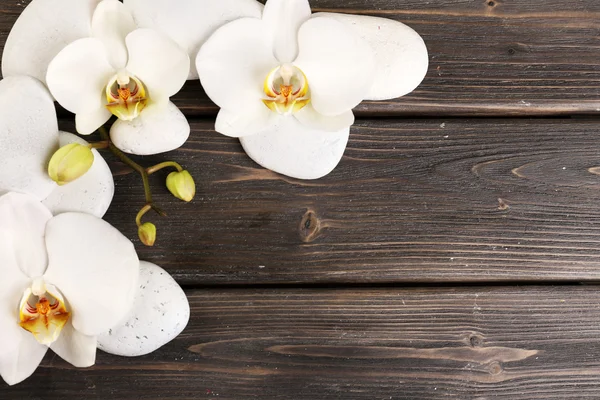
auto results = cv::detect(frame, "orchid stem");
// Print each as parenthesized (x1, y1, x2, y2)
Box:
(135, 205, 152, 227)
(147, 161, 184, 175)
(98, 127, 166, 218)
(88, 141, 110, 150)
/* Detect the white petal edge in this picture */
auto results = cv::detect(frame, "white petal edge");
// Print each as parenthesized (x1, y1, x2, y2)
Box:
(262, 0, 312, 63)
(0, 193, 50, 386)
(2, 0, 101, 85)
(0, 192, 52, 279)
(125, 29, 190, 102)
(46, 37, 115, 117)
(0, 76, 59, 200)
(110, 101, 190, 155)
(123, 0, 263, 79)
(75, 102, 112, 136)
(294, 104, 355, 132)
(315, 13, 429, 101)
(91, 0, 137, 69)
(43, 212, 139, 336)
(294, 16, 376, 116)
(42, 132, 115, 218)
(196, 17, 278, 112)
(215, 106, 275, 138)
(0, 326, 48, 386)
(97, 261, 190, 357)
(50, 321, 97, 368)
(240, 116, 350, 180)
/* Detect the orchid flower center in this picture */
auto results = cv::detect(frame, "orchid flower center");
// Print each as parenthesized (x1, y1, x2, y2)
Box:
(18, 279, 70, 346)
(262, 64, 310, 115)
(105, 70, 148, 121)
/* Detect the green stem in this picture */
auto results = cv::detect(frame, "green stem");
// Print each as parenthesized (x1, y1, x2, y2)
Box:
(135, 204, 152, 227)
(98, 127, 166, 217)
(146, 161, 184, 175)
(88, 141, 110, 150)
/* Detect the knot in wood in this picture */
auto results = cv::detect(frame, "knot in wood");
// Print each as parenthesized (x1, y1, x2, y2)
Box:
(488, 361, 503, 375)
(469, 334, 484, 348)
(299, 210, 321, 243)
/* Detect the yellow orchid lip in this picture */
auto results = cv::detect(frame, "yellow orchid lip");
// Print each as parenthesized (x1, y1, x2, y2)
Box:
(105, 72, 148, 121)
(262, 64, 310, 115)
(19, 283, 70, 346)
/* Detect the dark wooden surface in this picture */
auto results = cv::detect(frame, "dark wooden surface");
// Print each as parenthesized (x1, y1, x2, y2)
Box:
(2, 0, 600, 398)
(4, 287, 600, 399)
(2, 0, 600, 117)
(98, 119, 600, 285)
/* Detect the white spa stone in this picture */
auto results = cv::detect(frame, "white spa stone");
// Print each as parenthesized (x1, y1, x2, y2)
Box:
(315, 12, 429, 101)
(240, 116, 350, 180)
(110, 101, 190, 155)
(97, 261, 190, 357)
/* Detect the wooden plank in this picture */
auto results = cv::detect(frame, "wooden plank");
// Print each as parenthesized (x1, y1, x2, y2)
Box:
(3, 286, 600, 399)
(96, 118, 600, 285)
(3, 0, 599, 116)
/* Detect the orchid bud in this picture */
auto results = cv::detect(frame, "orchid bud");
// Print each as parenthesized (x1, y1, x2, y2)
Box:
(48, 143, 94, 186)
(138, 223, 157, 247)
(166, 170, 196, 202)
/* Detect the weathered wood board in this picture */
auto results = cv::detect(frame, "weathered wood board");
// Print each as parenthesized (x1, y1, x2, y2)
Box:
(97, 119, 600, 284)
(2, 0, 600, 117)
(2, 287, 600, 399)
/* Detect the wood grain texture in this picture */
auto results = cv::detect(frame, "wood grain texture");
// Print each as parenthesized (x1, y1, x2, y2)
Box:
(2, 286, 600, 399)
(89, 118, 600, 285)
(2, 0, 600, 116)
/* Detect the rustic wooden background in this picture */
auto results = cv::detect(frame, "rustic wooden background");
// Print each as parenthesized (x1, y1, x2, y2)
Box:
(2, 0, 600, 399)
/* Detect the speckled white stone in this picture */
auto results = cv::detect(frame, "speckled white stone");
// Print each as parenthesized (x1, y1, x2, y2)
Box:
(124, 0, 264, 80)
(315, 12, 429, 101)
(110, 101, 190, 155)
(97, 261, 190, 357)
(240, 116, 350, 180)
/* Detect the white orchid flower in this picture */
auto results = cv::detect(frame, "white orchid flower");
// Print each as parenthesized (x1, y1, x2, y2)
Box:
(0, 76, 114, 218)
(0, 192, 139, 386)
(2, 0, 191, 156)
(196, 0, 428, 179)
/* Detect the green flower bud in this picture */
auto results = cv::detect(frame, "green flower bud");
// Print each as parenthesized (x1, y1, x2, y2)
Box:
(138, 222, 157, 247)
(166, 170, 195, 202)
(48, 143, 94, 186)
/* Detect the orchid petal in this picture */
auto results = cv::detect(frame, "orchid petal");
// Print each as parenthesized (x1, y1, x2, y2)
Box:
(315, 13, 428, 100)
(50, 321, 96, 368)
(294, 104, 354, 132)
(75, 102, 112, 136)
(196, 17, 277, 112)
(43, 213, 139, 336)
(2, 0, 101, 85)
(0, 192, 52, 280)
(295, 17, 376, 116)
(91, 0, 136, 69)
(110, 101, 189, 155)
(125, 29, 190, 102)
(0, 194, 48, 386)
(46, 38, 115, 120)
(263, 0, 311, 63)
(240, 116, 349, 180)
(42, 132, 115, 218)
(0, 76, 58, 200)
(215, 106, 274, 138)
(0, 325, 47, 386)
(123, 0, 263, 79)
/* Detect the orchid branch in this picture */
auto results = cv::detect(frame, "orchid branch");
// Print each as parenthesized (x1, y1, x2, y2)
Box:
(93, 126, 194, 246)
